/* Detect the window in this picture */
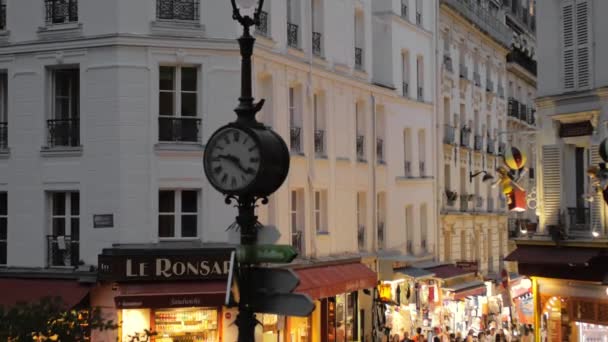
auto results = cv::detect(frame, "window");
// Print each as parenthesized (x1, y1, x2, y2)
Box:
(48, 68, 79, 147)
(402, 52, 409, 97)
(158, 190, 199, 238)
(420, 204, 427, 252)
(287, 0, 300, 48)
(562, 0, 592, 90)
(314, 190, 328, 233)
(400, 0, 408, 19)
(0, 1, 5, 31)
(289, 86, 303, 153)
(356, 102, 366, 161)
(256, 0, 270, 37)
(45, 0, 78, 25)
(156, 0, 199, 21)
(48, 192, 79, 267)
(0, 192, 5, 266)
(377, 192, 386, 249)
(0, 72, 6, 150)
(405, 205, 413, 254)
(290, 189, 304, 254)
(415, 0, 422, 25)
(257, 75, 273, 128)
(314, 93, 326, 157)
(354, 11, 364, 70)
(357, 192, 366, 250)
(158, 66, 201, 143)
(418, 130, 426, 176)
(460, 230, 466, 260)
(312, 0, 323, 56)
(416, 57, 424, 101)
(403, 129, 412, 176)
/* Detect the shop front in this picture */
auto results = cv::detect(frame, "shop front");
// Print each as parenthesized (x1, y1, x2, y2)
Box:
(95, 243, 235, 342)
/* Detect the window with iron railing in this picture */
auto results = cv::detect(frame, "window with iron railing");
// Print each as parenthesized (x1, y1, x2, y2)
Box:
(419, 161, 425, 177)
(45, 0, 78, 24)
(48, 192, 79, 267)
(377, 222, 385, 250)
(287, 22, 299, 48)
(497, 84, 504, 98)
(498, 141, 506, 156)
(401, 1, 408, 19)
(487, 138, 496, 154)
(404, 161, 412, 177)
(290, 190, 304, 256)
(159, 66, 201, 143)
(487, 197, 494, 212)
(474, 135, 483, 151)
(443, 125, 455, 145)
(48, 68, 80, 148)
(376, 138, 384, 163)
(417, 87, 423, 101)
(355, 47, 363, 70)
(156, 0, 199, 21)
(312, 32, 322, 56)
(358, 225, 366, 251)
(314, 129, 325, 157)
(256, 10, 269, 37)
(290, 126, 302, 154)
(402, 82, 409, 97)
(486, 79, 493, 92)
(356, 135, 365, 161)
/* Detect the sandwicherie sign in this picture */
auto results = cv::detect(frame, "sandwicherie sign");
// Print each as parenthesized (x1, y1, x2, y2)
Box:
(98, 245, 234, 282)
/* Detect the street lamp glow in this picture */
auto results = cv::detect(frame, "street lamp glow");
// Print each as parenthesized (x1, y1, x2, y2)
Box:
(235, 0, 257, 9)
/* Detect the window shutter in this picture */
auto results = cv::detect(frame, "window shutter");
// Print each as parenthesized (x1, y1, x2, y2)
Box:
(562, 1, 576, 90)
(590, 145, 602, 228)
(542, 145, 562, 226)
(575, 0, 592, 89)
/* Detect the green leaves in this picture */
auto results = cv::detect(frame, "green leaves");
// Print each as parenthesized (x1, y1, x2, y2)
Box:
(0, 297, 118, 341)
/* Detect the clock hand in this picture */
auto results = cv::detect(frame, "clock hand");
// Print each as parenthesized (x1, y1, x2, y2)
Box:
(218, 154, 252, 174)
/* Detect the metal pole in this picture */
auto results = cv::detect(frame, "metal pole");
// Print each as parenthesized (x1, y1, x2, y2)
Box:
(235, 196, 258, 342)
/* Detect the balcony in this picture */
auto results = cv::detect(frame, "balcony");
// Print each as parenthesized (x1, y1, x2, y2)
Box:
(45, 0, 78, 24)
(440, 0, 512, 47)
(290, 126, 302, 154)
(498, 141, 506, 156)
(0, 4, 5, 30)
(444, 125, 456, 145)
(0, 122, 6, 150)
(47, 118, 79, 147)
(377, 222, 385, 250)
(459, 64, 468, 80)
(487, 138, 496, 154)
(474, 134, 483, 151)
(460, 195, 469, 212)
(473, 72, 481, 87)
(287, 22, 299, 48)
(567, 207, 590, 232)
(156, 0, 199, 21)
(497, 84, 504, 98)
(314, 129, 325, 157)
(416, 12, 422, 25)
(460, 128, 471, 148)
(159, 117, 201, 143)
(419, 161, 426, 177)
(256, 10, 269, 37)
(417, 87, 423, 101)
(508, 98, 520, 118)
(358, 225, 366, 250)
(312, 32, 322, 56)
(291, 230, 303, 256)
(487, 197, 494, 212)
(402, 82, 409, 97)
(356, 135, 365, 161)
(507, 49, 537, 76)
(486, 79, 494, 92)
(355, 47, 363, 70)
(528, 109, 536, 125)
(47, 235, 79, 267)
(476, 196, 483, 208)
(376, 138, 384, 163)
(404, 161, 412, 177)
(444, 55, 453, 73)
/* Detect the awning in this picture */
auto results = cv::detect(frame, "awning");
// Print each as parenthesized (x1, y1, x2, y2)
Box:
(504, 246, 601, 266)
(394, 267, 435, 279)
(294, 263, 377, 300)
(115, 281, 226, 309)
(444, 280, 487, 300)
(425, 264, 473, 279)
(0, 278, 91, 308)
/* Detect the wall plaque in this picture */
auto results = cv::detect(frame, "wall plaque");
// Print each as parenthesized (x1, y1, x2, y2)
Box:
(93, 214, 114, 228)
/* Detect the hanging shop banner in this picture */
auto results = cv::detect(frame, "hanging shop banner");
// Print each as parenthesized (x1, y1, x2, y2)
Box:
(514, 296, 534, 325)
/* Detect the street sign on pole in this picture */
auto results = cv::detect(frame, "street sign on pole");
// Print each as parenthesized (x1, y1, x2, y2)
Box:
(249, 267, 300, 293)
(237, 244, 298, 264)
(225, 251, 239, 307)
(249, 293, 315, 317)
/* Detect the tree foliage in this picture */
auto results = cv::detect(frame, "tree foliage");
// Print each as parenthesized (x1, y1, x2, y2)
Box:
(0, 297, 118, 341)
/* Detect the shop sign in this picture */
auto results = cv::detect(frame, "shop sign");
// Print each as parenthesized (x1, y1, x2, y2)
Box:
(98, 249, 233, 281)
(455, 261, 479, 273)
(115, 293, 225, 309)
(559, 121, 593, 138)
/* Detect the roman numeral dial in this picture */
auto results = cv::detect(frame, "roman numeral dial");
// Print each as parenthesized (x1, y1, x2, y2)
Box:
(204, 127, 261, 192)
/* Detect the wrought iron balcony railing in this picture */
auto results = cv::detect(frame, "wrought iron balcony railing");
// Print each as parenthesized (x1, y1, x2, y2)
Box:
(47, 118, 79, 147)
(357, 225, 366, 250)
(355, 47, 363, 70)
(440, 0, 512, 47)
(291, 230, 303, 256)
(377, 222, 385, 249)
(0, 122, 6, 150)
(444, 55, 453, 73)
(487, 138, 496, 154)
(45, 0, 78, 24)
(419, 161, 426, 177)
(404, 161, 411, 177)
(459, 64, 468, 80)
(417, 87, 424, 101)
(402, 82, 409, 97)
(474, 134, 483, 151)
(376, 138, 384, 163)
(356, 135, 365, 160)
(312, 31, 322, 56)
(508, 98, 520, 119)
(520, 103, 528, 121)
(159, 117, 202, 143)
(444, 124, 455, 145)
(47, 235, 79, 267)
(507, 49, 537, 76)
(401, 3, 408, 19)
(256, 10, 269, 37)
(473, 72, 481, 87)
(567, 207, 590, 231)
(290, 126, 302, 153)
(476, 196, 483, 208)
(460, 195, 469, 212)
(287, 22, 299, 48)
(156, 0, 199, 21)
(460, 129, 471, 148)
(0, 4, 5, 30)
(314, 129, 325, 156)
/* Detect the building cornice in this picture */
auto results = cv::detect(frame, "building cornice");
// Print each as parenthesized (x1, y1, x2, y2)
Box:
(372, 11, 434, 39)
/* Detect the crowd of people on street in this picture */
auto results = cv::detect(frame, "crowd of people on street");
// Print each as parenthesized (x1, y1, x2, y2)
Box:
(387, 324, 535, 342)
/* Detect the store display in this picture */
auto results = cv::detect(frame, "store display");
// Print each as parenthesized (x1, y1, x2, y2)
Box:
(154, 308, 219, 342)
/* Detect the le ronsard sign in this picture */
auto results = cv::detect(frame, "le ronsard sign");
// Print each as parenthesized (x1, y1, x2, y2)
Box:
(98, 247, 233, 282)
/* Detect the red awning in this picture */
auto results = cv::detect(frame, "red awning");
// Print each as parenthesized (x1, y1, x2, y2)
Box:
(0, 278, 91, 308)
(294, 263, 377, 300)
(426, 264, 472, 279)
(115, 281, 226, 309)
(504, 246, 600, 265)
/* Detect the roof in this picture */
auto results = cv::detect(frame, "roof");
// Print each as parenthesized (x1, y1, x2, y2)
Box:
(504, 245, 602, 265)
(394, 267, 435, 279)
(444, 280, 486, 292)
(425, 264, 473, 279)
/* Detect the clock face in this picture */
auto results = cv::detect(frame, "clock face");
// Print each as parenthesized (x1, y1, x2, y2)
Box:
(205, 127, 261, 192)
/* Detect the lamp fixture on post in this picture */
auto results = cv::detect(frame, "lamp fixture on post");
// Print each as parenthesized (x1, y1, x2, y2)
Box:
(469, 170, 494, 183)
